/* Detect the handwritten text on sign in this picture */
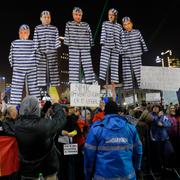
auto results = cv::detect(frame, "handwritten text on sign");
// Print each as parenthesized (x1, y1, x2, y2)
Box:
(63, 144, 78, 155)
(70, 83, 100, 107)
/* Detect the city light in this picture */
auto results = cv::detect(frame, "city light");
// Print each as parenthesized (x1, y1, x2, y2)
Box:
(0, 76, 5, 80)
(155, 56, 163, 63)
(123, 102, 127, 106)
(156, 49, 172, 67)
(155, 56, 164, 67)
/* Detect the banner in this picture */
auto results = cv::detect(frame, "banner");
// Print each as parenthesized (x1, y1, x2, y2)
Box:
(140, 66, 180, 91)
(145, 92, 161, 102)
(70, 83, 100, 107)
(124, 94, 138, 105)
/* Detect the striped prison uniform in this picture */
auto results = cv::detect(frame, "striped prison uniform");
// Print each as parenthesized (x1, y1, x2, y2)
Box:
(64, 21, 96, 83)
(9, 39, 40, 105)
(99, 21, 123, 83)
(121, 29, 148, 89)
(33, 24, 60, 87)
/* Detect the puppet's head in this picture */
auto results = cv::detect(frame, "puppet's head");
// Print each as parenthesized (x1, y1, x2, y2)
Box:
(122, 16, 133, 32)
(19, 24, 30, 40)
(40, 10, 51, 26)
(108, 8, 118, 23)
(72, 7, 83, 23)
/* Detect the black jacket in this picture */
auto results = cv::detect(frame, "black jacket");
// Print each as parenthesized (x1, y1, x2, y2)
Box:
(0, 118, 15, 136)
(15, 103, 67, 178)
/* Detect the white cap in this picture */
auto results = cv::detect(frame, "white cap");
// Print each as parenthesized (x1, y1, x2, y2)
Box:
(19, 24, 30, 31)
(122, 16, 131, 23)
(41, 10, 50, 17)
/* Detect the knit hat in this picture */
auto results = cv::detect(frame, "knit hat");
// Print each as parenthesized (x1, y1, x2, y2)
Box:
(104, 101, 118, 115)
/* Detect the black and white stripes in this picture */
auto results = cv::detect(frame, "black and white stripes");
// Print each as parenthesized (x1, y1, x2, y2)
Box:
(64, 21, 93, 50)
(8, 14, 148, 105)
(121, 29, 148, 89)
(100, 21, 122, 50)
(9, 40, 39, 105)
(33, 24, 61, 86)
(99, 21, 123, 83)
(64, 21, 95, 83)
(33, 24, 61, 53)
(9, 40, 36, 69)
(121, 29, 148, 57)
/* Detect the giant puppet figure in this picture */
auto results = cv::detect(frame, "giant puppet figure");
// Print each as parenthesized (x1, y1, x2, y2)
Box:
(99, 8, 123, 85)
(64, 7, 96, 84)
(33, 10, 60, 89)
(9, 25, 39, 105)
(121, 17, 148, 90)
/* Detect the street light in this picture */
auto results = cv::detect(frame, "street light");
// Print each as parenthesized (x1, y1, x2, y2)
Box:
(163, 49, 172, 67)
(161, 49, 172, 56)
(155, 56, 164, 67)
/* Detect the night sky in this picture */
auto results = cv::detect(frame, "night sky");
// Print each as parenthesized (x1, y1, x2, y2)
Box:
(0, 0, 179, 83)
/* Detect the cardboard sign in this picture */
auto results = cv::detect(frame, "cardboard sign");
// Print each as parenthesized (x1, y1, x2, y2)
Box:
(146, 92, 161, 102)
(63, 144, 78, 155)
(70, 83, 100, 107)
(124, 95, 138, 105)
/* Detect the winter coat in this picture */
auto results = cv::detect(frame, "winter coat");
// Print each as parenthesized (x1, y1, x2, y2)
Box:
(15, 96, 66, 178)
(84, 114, 142, 180)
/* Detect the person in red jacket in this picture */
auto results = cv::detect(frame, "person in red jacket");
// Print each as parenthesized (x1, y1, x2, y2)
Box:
(92, 100, 105, 123)
(0, 105, 19, 179)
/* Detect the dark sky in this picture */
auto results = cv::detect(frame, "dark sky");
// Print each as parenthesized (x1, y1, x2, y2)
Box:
(0, 0, 179, 82)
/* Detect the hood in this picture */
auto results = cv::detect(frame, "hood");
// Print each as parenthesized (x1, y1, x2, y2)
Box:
(102, 114, 126, 130)
(19, 95, 40, 117)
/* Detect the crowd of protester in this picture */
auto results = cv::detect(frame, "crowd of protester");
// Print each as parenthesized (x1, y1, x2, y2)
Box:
(1, 92, 180, 180)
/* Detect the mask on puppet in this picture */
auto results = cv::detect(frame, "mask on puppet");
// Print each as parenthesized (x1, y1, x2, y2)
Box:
(40, 10, 51, 26)
(122, 16, 133, 32)
(72, 7, 83, 23)
(19, 24, 30, 40)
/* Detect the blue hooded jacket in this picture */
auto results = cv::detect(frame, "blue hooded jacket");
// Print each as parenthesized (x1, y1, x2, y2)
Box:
(84, 114, 142, 180)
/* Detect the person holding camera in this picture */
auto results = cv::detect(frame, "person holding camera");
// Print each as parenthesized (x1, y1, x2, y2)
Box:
(14, 95, 67, 180)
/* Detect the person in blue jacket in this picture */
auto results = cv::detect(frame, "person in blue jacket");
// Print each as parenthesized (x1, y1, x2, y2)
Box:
(84, 100, 142, 180)
(149, 103, 172, 173)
